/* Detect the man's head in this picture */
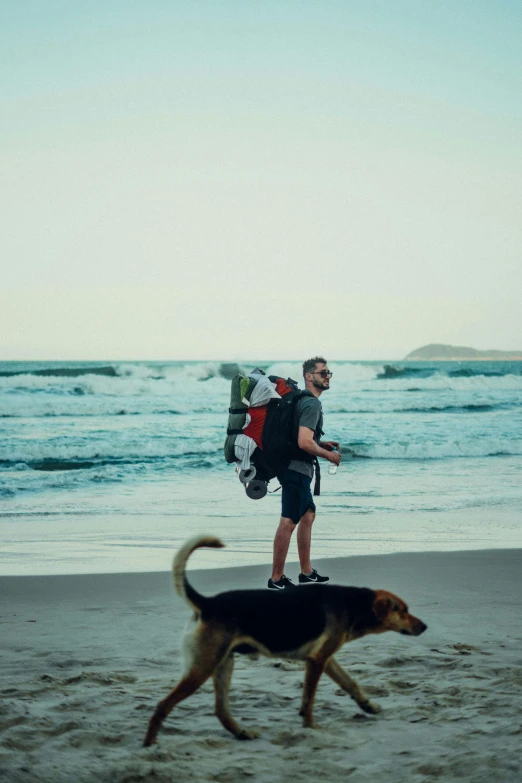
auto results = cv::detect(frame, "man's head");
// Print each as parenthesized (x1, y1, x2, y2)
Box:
(302, 356, 332, 394)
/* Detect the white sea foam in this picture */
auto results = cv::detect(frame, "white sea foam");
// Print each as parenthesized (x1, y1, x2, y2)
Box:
(116, 361, 230, 382)
(351, 437, 522, 459)
(0, 438, 220, 463)
(265, 361, 383, 384)
(363, 371, 522, 393)
(0, 372, 230, 407)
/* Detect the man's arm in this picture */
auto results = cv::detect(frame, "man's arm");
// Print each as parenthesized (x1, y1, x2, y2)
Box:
(297, 427, 341, 465)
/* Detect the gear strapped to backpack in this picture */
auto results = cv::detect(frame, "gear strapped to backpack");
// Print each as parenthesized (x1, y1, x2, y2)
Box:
(224, 370, 322, 499)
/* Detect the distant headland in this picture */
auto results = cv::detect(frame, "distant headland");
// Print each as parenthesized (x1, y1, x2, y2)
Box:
(404, 344, 522, 361)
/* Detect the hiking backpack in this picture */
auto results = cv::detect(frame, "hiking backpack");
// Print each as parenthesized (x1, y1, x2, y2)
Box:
(224, 371, 319, 498)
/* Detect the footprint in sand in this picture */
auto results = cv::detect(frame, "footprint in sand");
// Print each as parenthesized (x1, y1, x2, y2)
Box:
(388, 679, 419, 691)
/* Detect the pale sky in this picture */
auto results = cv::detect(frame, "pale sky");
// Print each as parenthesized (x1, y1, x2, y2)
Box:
(1, 0, 521, 361)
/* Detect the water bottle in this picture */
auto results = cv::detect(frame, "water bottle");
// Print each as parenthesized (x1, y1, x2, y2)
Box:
(328, 446, 338, 475)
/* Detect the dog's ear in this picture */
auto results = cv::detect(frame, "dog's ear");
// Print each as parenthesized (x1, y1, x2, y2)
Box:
(373, 592, 392, 621)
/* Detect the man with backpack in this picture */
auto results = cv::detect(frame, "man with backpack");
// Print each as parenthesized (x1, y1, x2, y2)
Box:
(267, 357, 341, 590)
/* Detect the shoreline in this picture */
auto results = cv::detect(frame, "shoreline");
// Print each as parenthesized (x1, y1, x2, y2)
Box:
(2, 506, 522, 577)
(1, 544, 521, 587)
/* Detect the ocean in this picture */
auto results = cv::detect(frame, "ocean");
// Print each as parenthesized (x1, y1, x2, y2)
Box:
(1, 359, 521, 575)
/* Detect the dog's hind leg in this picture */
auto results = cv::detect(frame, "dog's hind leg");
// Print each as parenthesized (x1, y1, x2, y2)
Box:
(144, 624, 231, 746)
(325, 657, 381, 714)
(300, 658, 326, 728)
(213, 654, 258, 740)
(143, 665, 212, 746)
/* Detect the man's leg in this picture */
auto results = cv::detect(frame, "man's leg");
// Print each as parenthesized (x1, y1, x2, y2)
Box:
(271, 517, 296, 581)
(296, 507, 315, 575)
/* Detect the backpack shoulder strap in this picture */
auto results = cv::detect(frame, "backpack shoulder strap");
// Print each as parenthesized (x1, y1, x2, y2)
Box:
(293, 390, 323, 435)
(292, 390, 322, 497)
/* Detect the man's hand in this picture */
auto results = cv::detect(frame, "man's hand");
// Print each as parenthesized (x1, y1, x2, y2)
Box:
(320, 440, 340, 452)
(319, 441, 341, 464)
(298, 430, 342, 463)
(326, 449, 341, 466)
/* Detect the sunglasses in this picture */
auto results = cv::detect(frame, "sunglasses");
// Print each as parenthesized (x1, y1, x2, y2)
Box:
(312, 370, 332, 378)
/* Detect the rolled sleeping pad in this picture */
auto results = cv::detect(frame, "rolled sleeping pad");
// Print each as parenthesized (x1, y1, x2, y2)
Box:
(223, 375, 257, 463)
(238, 466, 256, 483)
(245, 479, 268, 500)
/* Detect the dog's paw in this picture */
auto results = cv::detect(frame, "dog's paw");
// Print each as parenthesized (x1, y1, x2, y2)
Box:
(237, 728, 259, 740)
(360, 700, 381, 715)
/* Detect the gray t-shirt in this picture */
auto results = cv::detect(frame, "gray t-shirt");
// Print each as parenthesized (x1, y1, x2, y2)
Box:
(288, 395, 323, 478)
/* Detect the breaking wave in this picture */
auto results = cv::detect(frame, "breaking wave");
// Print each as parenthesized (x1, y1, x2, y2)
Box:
(344, 439, 522, 460)
(401, 403, 497, 413)
(0, 360, 245, 382)
(0, 365, 118, 378)
(378, 363, 522, 381)
(377, 365, 434, 380)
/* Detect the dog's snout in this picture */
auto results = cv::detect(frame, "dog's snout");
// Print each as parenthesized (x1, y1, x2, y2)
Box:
(400, 618, 427, 636)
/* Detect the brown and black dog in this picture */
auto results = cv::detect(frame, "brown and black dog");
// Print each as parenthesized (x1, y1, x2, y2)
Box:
(144, 536, 427, 745)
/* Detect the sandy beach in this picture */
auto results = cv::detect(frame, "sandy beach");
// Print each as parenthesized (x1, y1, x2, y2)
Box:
(1, 546, 521, 783)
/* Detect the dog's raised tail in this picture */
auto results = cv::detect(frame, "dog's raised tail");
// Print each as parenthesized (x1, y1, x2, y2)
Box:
(173, 535, 225, 612)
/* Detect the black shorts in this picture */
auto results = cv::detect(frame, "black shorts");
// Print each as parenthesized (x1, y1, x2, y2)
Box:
(278, 468, 316, 524)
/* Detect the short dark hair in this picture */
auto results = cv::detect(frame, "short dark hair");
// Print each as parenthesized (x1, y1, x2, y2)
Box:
(302, 356, 327, 378)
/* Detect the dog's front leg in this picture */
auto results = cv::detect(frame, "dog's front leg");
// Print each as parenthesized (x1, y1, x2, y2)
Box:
(300, 658, 325, 728)
(325, 657, 381, 714)
(213, 654, 258, 740)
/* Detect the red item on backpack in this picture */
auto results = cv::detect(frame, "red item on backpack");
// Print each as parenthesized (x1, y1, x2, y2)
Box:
(242, 407, 266, 448)
(242, 377, 294, 448)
